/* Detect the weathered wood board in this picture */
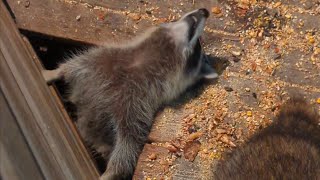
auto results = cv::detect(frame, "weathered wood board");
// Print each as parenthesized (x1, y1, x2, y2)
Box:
(0, 2, 99, 179)
(0, 89, 44, 180)
(6, 0, 239, 45)
(4, 0, 320, 179)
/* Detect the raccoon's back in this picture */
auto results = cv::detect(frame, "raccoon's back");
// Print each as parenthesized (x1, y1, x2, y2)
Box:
(213, 135, 320, 180)
(213, 98, 320, 180)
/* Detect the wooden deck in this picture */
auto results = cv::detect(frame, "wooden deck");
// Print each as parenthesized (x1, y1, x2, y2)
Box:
(2, 0, 320, 179)
(0, 1, 99, 179)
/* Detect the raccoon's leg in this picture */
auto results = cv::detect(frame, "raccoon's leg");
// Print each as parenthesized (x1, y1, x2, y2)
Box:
(77, 111, 115, 161)
(42, 68, 65, 84)
(100, 108, 153, 180)
(100, 133, 144, 180)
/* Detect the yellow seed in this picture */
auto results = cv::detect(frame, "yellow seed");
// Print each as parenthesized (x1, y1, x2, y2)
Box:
(285, 14, 292, 19)
(309, 37, 315, 44)
(316, 98, 320, 104)
(247, 111, 253, 117)
(187, 132, 203, 141)
(274, 2, 282, 8)
(209, 152, 217, 159)
(211, 7, 222, 14)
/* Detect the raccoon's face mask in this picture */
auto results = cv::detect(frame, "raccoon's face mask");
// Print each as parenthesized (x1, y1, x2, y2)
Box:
(164, 8, 218, 79)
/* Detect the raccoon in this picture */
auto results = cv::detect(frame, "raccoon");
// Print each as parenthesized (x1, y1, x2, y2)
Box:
(43, 9, 217, 180)
(213, 98, 320, 180)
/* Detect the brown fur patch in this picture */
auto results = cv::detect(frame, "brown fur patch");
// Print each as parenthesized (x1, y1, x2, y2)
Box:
(213, 98, 320, 180)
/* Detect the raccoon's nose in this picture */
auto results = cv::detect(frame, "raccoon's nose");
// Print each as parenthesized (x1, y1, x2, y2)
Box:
(198, 8, 209, 18)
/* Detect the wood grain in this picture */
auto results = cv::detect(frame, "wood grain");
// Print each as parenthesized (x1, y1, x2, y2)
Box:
(6, 0, 239, 45)
(0, 89, 44, 180)
(133, 144, 171, 180)
(6, 0, 135, 45)
(0, 2, 99, 179)
(21, 35, 98, 173)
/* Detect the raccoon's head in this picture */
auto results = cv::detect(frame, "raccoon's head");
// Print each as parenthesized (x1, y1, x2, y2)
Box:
(161, 8, 218, 80)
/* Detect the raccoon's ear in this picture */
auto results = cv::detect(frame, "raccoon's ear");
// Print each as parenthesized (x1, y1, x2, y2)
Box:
(200, 61, 218, 79)
(199, 54, 219, 79)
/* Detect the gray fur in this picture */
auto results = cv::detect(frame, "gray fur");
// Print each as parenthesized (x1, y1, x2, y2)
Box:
(46, 9, 215, 180)
(213, 97, 320, 180)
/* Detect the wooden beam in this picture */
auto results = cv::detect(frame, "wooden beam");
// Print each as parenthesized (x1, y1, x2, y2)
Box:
(0, 2, 99, 179)
(6, 0, 136, 45)
(21, 34, 100, 177)
(133, 144, 170, 180)
(0, 89, 44, 180)
(5, 0, 233, 45)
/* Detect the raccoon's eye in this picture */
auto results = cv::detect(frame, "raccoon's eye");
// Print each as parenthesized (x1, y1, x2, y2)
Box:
(192, 16, 198, 23)
(188, 17, 197, 41)
(185, 39, 202, 74)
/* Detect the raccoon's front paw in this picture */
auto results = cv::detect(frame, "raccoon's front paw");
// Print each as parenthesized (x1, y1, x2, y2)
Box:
(100, 170, 131, 180)
(99, 171, 117, 180)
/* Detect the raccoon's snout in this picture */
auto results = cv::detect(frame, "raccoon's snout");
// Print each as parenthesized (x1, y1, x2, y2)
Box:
(185, 8, 210, 19)
(189, 8, 209, 21)
(184, 8, 210, 26)
(183, 8, 209, 43)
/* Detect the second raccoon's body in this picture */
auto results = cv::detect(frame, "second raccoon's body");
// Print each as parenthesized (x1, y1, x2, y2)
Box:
(213, 98, 320, 180)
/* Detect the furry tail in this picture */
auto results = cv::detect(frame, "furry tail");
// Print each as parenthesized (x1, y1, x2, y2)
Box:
(277, 97, 319, 125)
(273, 97, 320, 140)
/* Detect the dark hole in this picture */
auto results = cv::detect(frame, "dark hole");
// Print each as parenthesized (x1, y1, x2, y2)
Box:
(24, 32, 106, 173)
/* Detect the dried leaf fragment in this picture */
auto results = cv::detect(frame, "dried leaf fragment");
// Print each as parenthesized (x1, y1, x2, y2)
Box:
(76, 15, 81, 21)
(231, 50, 241, 56)
(148, 153, 157, 160)
(97, 13, 106, 20)
(215, 128, 227, 134)
(128, 13, 141, 21)
(187, 132, 203, 141)
(220, 134, 236, 147)
(165, 142, 178, 153)
(251, 62, 257, 71)
(156, 17, 168, 24)
(274, 2, 282, 8)
(211, 7, 222, 14)
(183, 141, 201, 162)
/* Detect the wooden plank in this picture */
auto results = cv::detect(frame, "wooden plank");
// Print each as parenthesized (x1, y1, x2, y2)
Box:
(148, 108, 193, 142)
(0, 89, 44, 180)
(80, 0, 129, 10)
(6, 0, 137, 45)
(0, 2, 99, 179)
(6, 0, 240, 45)
(63, 0, 242, 34)
(0, 50, 65, 179)
(133, 144, 172, 180)
(134, 143, 213, 180)
(21, 35, 98, 175)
